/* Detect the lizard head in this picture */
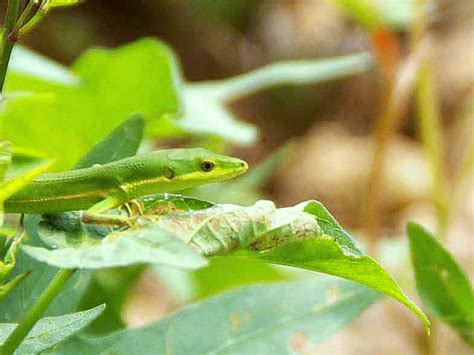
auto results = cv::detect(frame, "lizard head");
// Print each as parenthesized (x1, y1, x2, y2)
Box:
(163, 148, 248, 186)
(129, 148, 248, 195)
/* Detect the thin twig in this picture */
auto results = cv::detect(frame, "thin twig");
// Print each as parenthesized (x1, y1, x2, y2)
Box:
(366, 41, 428, 256)
(0, 0, 21, 92)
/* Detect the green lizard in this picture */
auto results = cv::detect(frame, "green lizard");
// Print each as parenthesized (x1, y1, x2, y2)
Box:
(4, 148, 248, 224)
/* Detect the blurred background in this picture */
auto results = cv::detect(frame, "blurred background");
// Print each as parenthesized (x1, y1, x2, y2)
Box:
(4, 0, 473, 353)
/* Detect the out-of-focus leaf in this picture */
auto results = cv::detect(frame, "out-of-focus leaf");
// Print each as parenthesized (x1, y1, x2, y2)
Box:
(6, 46, 78, 91)
(330, 0, 381, 30)
(0, 141, 11, 181)
(408, 222, 474, 346)
(193, 52, 371, 101)
(158, 52, 371, 145)
(22, 225, 207, 270)
(192, 257, 287, 299)
(176, 86, 258, 145)
(7, 146, 49, 179)
(48, 278, 381, 354)
(0, 304, 105, 354)
(330, 0, 413, 30)
(74, 113, 144, 169)
(1, 39, 182, 170)
(76, 266, 145, 336)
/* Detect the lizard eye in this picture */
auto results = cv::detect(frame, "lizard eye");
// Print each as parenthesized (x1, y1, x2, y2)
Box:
(200, 160, 215, 172)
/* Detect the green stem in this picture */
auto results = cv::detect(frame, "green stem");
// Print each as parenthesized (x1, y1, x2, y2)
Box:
(0, 0, 21, 93)
(0, 268, 76, 355)
(416, 64, 449, 240)
(12, 1, 37, 36)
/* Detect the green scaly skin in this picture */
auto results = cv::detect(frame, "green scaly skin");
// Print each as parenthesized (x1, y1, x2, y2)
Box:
(4, 148, 248, 219)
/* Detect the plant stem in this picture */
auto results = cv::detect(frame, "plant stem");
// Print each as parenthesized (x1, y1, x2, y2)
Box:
(366, 42, 424, 255)
(0, 268, 76, 355)
(12, 1, 36, 36)
(415, 64, 449, 239)
(0, 0, 21, 93)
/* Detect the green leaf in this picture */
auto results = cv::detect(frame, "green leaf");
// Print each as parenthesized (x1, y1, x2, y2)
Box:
(7, 146, 49, 179)
(22, 225, 207, 270)
(0, 304, 105, 354)
(408, 222, 474, 346)
(195, 52, 371, 101)
(192, 257, 287, 299)
(175, 85, 258, 145)
(0, 272, 29, 301)
(155, 52, 371, 145)
(329, 0, 413, 30)
(329, 0, 382, 30)
(7, 46, 78, 91)
(145, 200, 428, 329)
(242, 237, 429, 331)
(74, 113, 145, 169)
(49, 278, 381, 354)
(1, 39, 181, 170)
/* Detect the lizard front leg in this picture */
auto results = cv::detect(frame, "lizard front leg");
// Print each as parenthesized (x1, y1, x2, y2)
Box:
(82, 195, 133, 227)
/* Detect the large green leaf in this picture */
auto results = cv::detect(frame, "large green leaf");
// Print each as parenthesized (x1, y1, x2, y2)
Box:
(146, 199, 426, 328)
(47, 278, 380, 354)
(408, 222, 474, 346)
(18, 196, 428, 329)
(0, 304, 105, 354)
(1, 39, 181, 170)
